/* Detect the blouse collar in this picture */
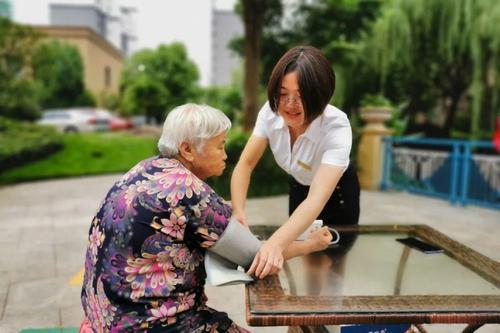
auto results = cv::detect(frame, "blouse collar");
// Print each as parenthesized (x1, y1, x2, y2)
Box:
(274, 112, 323, 144)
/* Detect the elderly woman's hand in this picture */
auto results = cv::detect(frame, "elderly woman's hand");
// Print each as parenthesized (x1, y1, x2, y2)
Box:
(306, 226, 333, 253)
(246, 240, 284, 279)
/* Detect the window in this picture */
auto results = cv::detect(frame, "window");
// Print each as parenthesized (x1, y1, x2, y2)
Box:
(104, 66, 111, 88)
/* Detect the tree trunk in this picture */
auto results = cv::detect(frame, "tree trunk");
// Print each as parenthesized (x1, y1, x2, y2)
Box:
(438, 60, 470, 136)
(242, 0, 267, 132)
(443, 91, 462, 136)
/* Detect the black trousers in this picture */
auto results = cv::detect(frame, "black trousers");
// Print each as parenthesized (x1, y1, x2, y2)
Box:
(288, 163, 360, 226)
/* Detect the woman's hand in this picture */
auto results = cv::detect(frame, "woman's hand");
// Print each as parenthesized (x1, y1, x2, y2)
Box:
(306, 226, 333, 253)
(232, 210, 249, 228)
(246, 241, 284, 279)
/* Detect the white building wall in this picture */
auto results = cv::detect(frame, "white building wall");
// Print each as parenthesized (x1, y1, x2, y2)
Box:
(211, 9, 243, 86)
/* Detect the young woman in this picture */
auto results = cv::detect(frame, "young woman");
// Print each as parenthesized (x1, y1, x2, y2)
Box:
(231, 46, 360, 279)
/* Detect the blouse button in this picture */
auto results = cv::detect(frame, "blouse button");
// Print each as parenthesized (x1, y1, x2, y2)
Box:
(336, 186, 341, 190)
(340, 200, 344, 205)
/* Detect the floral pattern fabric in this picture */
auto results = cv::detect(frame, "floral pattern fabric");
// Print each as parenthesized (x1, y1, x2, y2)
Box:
(81, 157, 250, 332)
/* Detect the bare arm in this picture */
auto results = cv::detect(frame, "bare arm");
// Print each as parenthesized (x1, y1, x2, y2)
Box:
(243, 226, 332, 273)
(282, 226, 332, 259)
(247, 164, 345, 278)
(230, 135, 268, 226)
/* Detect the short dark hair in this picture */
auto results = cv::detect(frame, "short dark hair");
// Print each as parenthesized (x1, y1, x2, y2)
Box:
(267, 46, 335, 124)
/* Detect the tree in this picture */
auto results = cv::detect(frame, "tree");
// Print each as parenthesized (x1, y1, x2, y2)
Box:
(283, 0, 382, 114)
(32, 40, 89, 109)
(287, 0, 380, 64)
(121, 76, 168, 124)
(198, 85, 243, 123)
(233, 0, 381, 115)
(0, 18, 41, 120)
(120, 43, 199, 124)
(364, 0, 500, 138)
(239, 0, 282, 131)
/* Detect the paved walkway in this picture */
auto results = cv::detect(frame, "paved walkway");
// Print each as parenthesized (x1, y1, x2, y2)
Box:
(0, 174, 498, 333)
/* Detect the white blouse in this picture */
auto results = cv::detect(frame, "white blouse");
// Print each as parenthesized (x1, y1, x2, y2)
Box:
(252, 102, 352, 186)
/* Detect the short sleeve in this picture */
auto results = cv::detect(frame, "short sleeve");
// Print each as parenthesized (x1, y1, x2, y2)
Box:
(183, 183, 233, 249)
(321, 114, 352, 168)
(252, 103, 271, 138)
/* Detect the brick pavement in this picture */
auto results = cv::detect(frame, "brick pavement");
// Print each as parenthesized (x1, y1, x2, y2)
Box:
(0, 175, 498, 333)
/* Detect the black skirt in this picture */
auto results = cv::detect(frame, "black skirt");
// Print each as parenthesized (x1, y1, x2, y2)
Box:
(288, 163, 360, 226)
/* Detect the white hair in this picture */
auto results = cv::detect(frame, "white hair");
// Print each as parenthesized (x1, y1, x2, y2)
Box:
(157, 103, 231, 157)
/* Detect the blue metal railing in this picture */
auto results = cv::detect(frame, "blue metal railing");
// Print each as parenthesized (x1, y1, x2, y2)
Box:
(382, 137, 500, 210)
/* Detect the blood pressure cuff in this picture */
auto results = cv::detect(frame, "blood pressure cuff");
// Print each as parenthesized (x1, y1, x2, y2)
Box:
(208, 217, 261, 268)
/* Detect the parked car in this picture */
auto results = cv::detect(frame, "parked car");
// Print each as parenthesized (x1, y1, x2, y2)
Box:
(37, 109, 97, 133)
(79, 108, 110, 131)
(109, 116, 134, 131)
(82, 108, 134, 131)
(131, 115, 147, 127)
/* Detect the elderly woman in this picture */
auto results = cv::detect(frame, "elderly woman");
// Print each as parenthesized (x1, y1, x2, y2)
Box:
(80, 103, 332, 332)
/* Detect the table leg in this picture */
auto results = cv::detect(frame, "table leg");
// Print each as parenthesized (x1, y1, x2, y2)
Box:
(413, 324, 428, 333)
(395, 245, 412, 295)
(462, 324, 484, 333)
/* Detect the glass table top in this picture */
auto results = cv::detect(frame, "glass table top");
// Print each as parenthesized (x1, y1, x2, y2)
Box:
(278, 232, 500, 297)
(246, 225, 500, 325)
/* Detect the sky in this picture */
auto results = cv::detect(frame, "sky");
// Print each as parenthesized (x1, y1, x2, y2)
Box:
(124, 0, 237, 85)
(11, 0, 238, 86)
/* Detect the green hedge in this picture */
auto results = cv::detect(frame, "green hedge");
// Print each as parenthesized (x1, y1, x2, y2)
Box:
(0, 123, 289, 198)
(206, 130, 289, 199)
(0, 132, 157, 184)
(0, 117, 63, 172)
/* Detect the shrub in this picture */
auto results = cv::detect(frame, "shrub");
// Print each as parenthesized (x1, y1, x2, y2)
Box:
(75, 90, 97, 107)
(198, 86, 242, 123)
(0, 117, 63, 172)
(360, 93, 392, 108)
(0, 132, 158, 184)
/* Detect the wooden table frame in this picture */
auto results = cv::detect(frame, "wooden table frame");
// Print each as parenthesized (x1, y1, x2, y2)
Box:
(246, 225, 500, 331)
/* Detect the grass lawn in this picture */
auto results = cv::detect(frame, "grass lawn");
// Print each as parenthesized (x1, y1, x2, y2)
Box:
(0, 132, 158, 184)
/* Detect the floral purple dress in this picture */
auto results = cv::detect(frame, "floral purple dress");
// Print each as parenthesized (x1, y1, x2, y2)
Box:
(81, 157, 250, 332)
